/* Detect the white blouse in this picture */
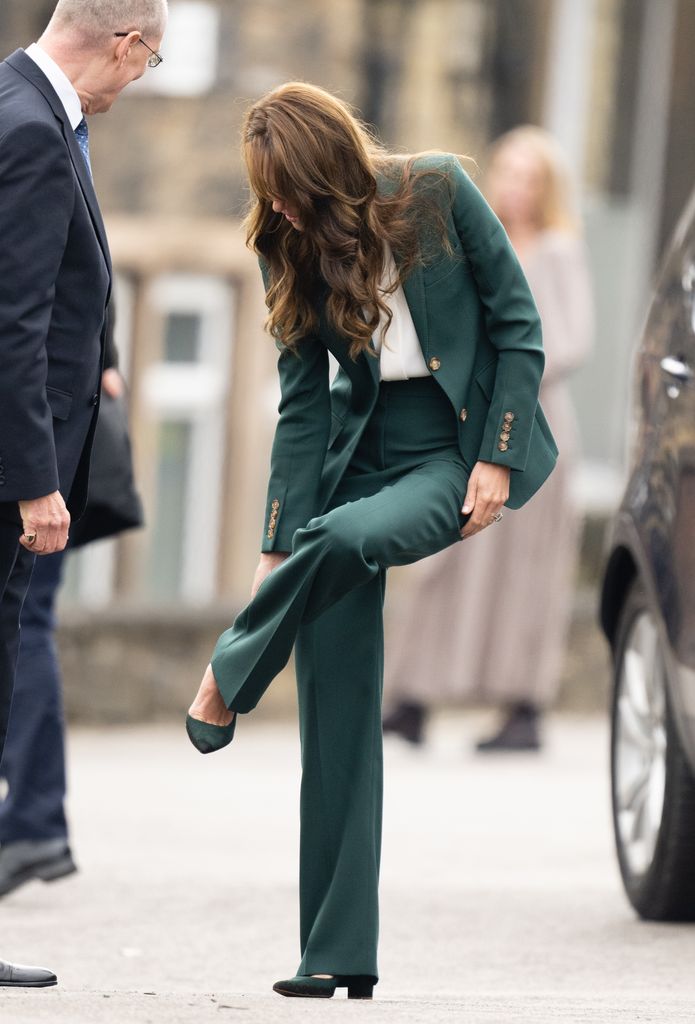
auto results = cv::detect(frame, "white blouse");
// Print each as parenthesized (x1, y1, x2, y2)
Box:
(371, 245, 429, 381)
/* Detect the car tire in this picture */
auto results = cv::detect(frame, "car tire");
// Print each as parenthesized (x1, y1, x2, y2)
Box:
(611, 577, 695, 920)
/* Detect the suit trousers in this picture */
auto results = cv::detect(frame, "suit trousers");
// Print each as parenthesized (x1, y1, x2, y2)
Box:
(211, 377, 469, 983)
(0, 519, 36, 766)
(0, 550, 68, 841)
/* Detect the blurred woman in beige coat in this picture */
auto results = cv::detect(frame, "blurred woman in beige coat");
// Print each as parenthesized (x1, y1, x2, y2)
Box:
(382, 126, 593, 751)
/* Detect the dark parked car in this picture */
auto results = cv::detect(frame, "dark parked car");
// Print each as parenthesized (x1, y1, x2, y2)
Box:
(600, 189, 695, 920)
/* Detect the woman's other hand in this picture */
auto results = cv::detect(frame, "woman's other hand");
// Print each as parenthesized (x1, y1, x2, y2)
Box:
(460, 461, 510, 538)
(252, 551, 290, 598)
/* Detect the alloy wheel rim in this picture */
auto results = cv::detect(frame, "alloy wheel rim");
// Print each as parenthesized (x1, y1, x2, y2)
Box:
(614, 610, 668, 878)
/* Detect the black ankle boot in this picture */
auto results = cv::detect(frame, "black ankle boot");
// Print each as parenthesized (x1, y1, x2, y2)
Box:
(382, 701, 426, 745)
(272, 974, 374, 999)
(475, 702, 541, 752)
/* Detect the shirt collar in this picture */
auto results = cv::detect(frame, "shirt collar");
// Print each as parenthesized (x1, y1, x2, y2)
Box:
(25, 42, 83, 131)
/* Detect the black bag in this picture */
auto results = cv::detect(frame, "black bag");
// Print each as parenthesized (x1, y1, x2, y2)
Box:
(69, 390, 144, 548)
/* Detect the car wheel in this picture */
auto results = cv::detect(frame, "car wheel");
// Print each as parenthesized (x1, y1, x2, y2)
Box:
(611, 578, 695, 920)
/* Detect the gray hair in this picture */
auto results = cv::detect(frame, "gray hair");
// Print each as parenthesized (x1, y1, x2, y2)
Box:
(48, 0, 168, 46)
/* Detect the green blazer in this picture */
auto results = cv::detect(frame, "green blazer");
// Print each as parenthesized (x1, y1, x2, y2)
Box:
(261, 153, 558, 553)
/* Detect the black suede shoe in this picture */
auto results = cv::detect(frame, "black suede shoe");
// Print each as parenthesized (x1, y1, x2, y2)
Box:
(382, 701, 426, 745)
(186, 713, 236, 754)
(273, 974, 374, 999)
(0, 959, 57, 987)
(475, 702, 542, 752)
(0, 839, 77, 898)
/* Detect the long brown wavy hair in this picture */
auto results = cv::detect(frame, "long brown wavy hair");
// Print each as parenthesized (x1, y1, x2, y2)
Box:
(242, 82, 451, 358)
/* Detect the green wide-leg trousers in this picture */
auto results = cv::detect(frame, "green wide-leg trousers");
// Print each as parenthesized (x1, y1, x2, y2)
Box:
(211, 378, 469, 985)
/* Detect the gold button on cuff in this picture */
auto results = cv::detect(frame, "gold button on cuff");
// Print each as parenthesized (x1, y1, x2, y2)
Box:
(271, 500, 280, 510)
(503, 412, 515, 422)
(428, 357, 441, 371)
(459, 408, 468, 422)
(267, 530, 274, 538)
(500, 431, 511, 442)
(498, 442, 509, 452)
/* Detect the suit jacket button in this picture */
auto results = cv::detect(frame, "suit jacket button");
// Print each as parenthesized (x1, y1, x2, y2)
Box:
(500, 431, 511, 442)
(459, 408, 468, 422)
(271, 499, 280, 510)
(91, 393, 99, 406)
(504, 412, 514, 422)
(498, 442, 509, 452)
(267, 530, 274, 539)
(428, 357, 441, 371)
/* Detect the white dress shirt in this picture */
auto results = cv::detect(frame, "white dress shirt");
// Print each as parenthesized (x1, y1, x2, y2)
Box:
(25, 43, 83, 130)
(372, 244, 429, 381)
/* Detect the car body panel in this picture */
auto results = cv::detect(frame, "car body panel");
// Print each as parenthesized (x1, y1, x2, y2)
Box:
(601, 188, 695, 774)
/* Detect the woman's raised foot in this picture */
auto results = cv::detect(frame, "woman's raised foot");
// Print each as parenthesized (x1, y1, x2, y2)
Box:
(188, 663, 234, 726)
(186, 664, 236, 754)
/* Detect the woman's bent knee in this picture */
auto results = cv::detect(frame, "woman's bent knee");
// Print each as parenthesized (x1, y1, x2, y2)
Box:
(298, 512, 363, 563)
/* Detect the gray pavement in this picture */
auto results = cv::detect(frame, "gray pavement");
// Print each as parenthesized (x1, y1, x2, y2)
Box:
(3, 713, 695, 1023)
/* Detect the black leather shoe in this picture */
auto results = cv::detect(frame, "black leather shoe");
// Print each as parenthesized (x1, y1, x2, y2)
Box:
(476, 702, 542, 752)
(0, 839, 77, 898)
(382, 701, 426, 745)
(0, 959, 57, 987)
(273, 974, 374, 999)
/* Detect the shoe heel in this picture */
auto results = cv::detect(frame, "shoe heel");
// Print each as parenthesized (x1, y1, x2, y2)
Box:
(347, 978, 373, 999)
(35, 854, 77, 883)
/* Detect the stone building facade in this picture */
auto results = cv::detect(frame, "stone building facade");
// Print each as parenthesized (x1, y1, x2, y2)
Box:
(0, 0, 693, 621)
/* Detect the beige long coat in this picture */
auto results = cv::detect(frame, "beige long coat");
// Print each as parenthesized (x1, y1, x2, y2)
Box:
(383, 230, 593, 708)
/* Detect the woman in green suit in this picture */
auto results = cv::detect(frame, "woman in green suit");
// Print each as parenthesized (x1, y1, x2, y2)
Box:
(186, 82, 557, 1000)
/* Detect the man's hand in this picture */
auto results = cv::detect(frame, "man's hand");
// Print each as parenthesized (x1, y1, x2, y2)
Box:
(251, 551, 289, 599)
(101, 368, 123, 399)
(18, 491, 71, 554)
(460, 461, 510, 539)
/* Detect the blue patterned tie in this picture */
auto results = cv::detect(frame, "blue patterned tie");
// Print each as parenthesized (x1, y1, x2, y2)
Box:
(74, 117, 92, 179)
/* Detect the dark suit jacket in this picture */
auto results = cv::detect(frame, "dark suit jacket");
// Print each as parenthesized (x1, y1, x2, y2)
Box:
(0, 49, 112, 523)
(260, 154, 558, 553)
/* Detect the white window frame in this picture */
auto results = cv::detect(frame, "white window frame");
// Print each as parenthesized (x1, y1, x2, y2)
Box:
(142, 273, 234, 602)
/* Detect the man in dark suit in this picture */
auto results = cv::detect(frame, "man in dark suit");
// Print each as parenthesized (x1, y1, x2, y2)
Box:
(0, 0, 167, 988)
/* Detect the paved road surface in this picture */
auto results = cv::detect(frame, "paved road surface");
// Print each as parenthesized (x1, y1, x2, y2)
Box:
(2, 713, 695, 1022)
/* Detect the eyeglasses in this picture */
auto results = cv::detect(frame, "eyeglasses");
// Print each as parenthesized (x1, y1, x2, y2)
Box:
(114, 32, 164, 69)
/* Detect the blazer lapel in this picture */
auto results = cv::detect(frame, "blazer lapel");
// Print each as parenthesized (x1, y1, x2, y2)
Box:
(376, 167, 430, 358)
(317, 298, 380, 392)
(62, 123, 113, 277)
(5, 50, 112, 279)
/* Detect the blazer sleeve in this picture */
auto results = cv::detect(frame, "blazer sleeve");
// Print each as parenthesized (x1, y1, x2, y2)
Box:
(447, 156, 545, 473)
(0, 120, 75, 502)
(258, 263, 331, 553)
